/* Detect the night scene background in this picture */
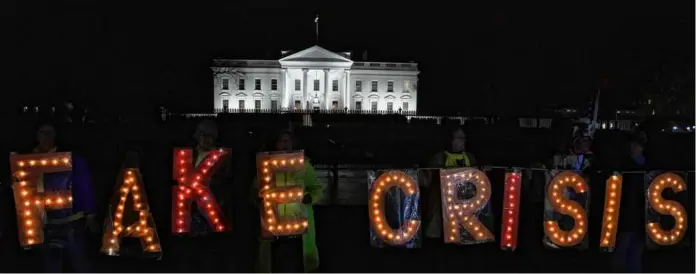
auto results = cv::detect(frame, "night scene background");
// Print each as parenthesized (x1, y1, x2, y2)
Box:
(4, 0, 693, 116)
(0, 0, 694, 273)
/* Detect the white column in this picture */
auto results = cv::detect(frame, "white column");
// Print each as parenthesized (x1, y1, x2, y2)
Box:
(302, 68, 308, 109)
(280, 68, 287, 110)
(285, 69, 292, 109)
(324, 69, 330, 110)
(343, 70, 351, 110)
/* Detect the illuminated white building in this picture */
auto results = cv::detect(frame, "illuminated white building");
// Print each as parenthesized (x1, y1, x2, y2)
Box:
(212, 46, 419, 113)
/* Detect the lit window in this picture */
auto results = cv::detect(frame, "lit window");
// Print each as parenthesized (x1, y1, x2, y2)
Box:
(238, 79, 245, 90)
(271, 79, 278, 90)
(222, 78, 229, 90)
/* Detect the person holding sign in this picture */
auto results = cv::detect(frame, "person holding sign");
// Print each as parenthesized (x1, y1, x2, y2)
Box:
(423, 127, 477, 242)
(611, 131, 648, 272)
(253, 130, 324, 273)
(170, 120, 235, 272)
(23, 123, 97, 272)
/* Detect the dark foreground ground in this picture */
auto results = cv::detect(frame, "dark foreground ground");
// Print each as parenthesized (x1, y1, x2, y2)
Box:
(1, 205, 693, 273)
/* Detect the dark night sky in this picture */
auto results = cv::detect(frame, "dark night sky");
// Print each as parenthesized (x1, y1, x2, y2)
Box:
(4, 0, 694, 115)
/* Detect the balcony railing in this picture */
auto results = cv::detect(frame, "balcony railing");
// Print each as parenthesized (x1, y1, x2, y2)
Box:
(351, 62, 418, 71)
(212, 108, 418, 115)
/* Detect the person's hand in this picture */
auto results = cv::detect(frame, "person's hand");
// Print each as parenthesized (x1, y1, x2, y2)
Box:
(302, 194, 312, 205)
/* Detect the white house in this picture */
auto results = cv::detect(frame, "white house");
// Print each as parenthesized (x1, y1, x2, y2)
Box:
(212, 46, 419, 113)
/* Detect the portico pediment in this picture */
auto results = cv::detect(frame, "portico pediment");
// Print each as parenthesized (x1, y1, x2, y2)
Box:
(279, 46, 353, 68)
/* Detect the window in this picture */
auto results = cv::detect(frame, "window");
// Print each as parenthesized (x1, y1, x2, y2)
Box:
(387, 102, 393, 111)
(387, 81, 394, 92)
(222, 78, 229, 90)
(271, 100, 278, 109)
(371, 81, 378, 92)
(238, 100, 245, 109)
(402, 102, 409, 111)
(254, 79, 261, 90)
(355, 101, 362, 111)
(294, 100, 302, 109)
(313, 79, 320, 91)
(332, 80, 338, 91)
(332, 101, 338, 110)
(238, 78, 246, 90)
(271, 79, 278, 90)
(403, 80, 411, 93)
(255, 100, 261, 109)
(222, 99, 229, 109)
(371, 101, 378, 111)
(355, 80, 362, 92)
(295, 79, 301, 91)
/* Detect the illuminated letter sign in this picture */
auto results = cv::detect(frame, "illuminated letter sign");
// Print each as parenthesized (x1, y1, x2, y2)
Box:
(440, 168, 494, 244)
(101, 169, 161, 257)
(369, 170, 420, 247)
(501, 171, 522, 250)
(646, 172, 687, 246)
(10, 152, 73, 247)
(543, 171, 589, 248)
(599, 174, 622, 251)
(172, 148, 229, 234)
(257, 151, 308, 237)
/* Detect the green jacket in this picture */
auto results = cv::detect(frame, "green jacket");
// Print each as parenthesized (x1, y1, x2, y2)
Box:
(253, 160, 324, 273)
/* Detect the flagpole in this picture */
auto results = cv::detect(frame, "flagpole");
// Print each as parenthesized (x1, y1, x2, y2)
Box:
(315, 15, 319, 45)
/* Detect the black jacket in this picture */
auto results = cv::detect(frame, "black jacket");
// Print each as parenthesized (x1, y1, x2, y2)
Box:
(615, 153, 648, 235)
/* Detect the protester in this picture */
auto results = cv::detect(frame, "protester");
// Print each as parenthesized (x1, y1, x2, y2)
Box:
(253, 130, 324, 273)
(611, 131, 648, 272)
(171, 119, 236, 272)
(28, 123, 98, 272)
(423, 126, 477, 242)
(550, 134, 594, 171)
